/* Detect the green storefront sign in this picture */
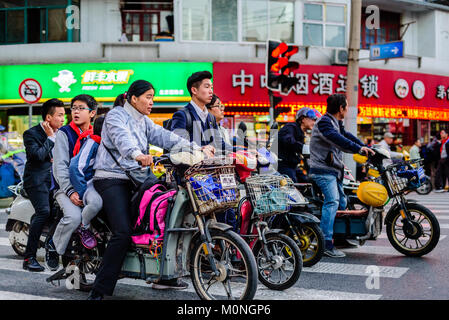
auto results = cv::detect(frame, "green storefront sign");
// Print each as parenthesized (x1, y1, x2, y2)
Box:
(0, 62, 212, 104)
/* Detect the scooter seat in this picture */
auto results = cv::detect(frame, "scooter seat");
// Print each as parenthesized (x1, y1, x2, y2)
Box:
(336, 209, 368, 218)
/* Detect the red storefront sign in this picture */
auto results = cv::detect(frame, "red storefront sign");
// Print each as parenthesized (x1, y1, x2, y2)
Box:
(213, 62, 449, 120)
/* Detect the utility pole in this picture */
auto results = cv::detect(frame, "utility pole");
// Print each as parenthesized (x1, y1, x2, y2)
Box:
(344, 0, 362, 176)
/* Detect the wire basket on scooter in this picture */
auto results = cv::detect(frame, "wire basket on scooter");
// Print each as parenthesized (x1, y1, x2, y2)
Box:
(245, 175, 291, 217)
(185, 156, 239, 216)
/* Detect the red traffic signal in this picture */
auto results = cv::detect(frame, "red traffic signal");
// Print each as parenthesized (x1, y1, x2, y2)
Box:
(266, 40, 300, 95)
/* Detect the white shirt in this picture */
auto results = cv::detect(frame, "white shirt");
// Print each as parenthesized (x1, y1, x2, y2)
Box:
(190, 100, 209, 124)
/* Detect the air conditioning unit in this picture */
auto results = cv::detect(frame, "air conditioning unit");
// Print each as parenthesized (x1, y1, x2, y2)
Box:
(332, 49, 348, 65)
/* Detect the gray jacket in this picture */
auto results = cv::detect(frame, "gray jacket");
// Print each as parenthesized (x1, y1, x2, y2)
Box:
(94, 102, 200, 181)
(309, 113, 364, 180)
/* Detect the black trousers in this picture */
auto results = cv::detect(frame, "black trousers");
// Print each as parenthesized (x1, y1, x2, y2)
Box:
(435, 159, 449, 190)
(92, 179, 133, 296)
(24, 182, 52, 259)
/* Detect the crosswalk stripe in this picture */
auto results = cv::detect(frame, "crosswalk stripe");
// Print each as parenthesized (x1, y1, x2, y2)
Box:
(115, 274, 382, 300)
(439, 224, 449, 229)
(0, 237, 9, 247)
(0, 224, 5, 230)
(304, 262, 408, 278)
(340, 245, 437, 256)
(0, 256, 382, 300)
(0, 290, 60, 300)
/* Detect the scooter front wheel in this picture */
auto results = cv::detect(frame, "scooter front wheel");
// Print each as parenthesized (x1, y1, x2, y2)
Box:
(386, 203, 440, 257)
(190, 229, 258, 300)
(252, 233, 303, 291)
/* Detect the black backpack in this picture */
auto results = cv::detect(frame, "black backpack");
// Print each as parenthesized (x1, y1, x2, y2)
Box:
(163, 108, 192, 132)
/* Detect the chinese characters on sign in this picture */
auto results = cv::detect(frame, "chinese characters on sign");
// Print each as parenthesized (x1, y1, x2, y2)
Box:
(230, 70, 384, 98)
(436, 85, 449, 100)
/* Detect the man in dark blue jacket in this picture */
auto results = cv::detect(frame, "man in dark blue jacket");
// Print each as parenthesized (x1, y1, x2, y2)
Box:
(309, 94, 374, 258)
(277, 107, 318, 182)
(22, 99, 65, 272)
(171, 71, 228, 156)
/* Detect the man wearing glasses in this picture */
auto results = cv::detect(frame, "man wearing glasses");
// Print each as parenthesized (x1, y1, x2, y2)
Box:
(47, 94, 97, 270)
(277, 107, 319, 183)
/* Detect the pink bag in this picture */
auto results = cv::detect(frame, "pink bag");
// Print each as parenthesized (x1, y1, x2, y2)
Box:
(131, 184, 177, 245)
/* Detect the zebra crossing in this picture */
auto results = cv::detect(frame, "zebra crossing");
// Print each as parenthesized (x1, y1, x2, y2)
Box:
(0, 193, 448, 300)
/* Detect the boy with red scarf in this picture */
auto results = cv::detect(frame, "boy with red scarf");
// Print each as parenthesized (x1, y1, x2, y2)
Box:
(49, 94, 97, 267)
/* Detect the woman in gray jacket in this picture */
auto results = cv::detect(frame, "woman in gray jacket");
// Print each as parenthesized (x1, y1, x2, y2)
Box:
(88, 80, 207, 300)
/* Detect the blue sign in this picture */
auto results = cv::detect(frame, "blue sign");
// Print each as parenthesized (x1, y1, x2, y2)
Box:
(369, 41, 404, 61)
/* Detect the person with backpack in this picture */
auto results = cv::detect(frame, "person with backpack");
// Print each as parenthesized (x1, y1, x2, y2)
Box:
(170, 70, 231, 156)
(68, 116, 105, 249)
(48, 94, 98, 270)
(86, 80, 208, 300)
(22, 99, 65, 272)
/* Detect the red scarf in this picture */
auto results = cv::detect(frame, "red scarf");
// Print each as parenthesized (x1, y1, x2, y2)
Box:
(70, 121, 93, 156)
(90, 134, 101, 145)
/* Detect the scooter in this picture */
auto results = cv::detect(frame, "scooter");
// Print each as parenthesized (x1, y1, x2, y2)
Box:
(250, 148, 325, 267)
(297, 147, 440, 257)
(4, 182, 58, 256)
(232, 153, 303, 290)
(46, 153, 259, 300)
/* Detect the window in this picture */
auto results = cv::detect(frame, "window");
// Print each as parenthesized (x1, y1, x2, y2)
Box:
(242, 0, 268, 42)
(0, 0, 78, 45)
(183, 0, 237, 41)
(303, 3, 346, 48)
(121, 0, 173, 42)
(360, 10, 400, 49)
(182, 0, 211, 41)
(182, 0, 293, 43)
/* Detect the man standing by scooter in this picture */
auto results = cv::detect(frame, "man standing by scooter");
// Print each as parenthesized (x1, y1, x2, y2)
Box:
(309, 94, 374, 258)
(23, 99, 65, 271)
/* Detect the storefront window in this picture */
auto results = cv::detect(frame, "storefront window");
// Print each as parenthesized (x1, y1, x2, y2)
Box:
(303, 3, 346, 48)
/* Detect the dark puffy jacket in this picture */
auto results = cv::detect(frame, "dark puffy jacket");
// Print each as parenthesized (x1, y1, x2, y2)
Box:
(277, 122, 305, 167)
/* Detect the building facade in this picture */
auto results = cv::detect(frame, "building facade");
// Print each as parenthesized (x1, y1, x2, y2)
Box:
(1, 0, 449, 145)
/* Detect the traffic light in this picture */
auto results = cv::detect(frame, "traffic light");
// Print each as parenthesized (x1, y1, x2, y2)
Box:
(266, 40, 300, 95)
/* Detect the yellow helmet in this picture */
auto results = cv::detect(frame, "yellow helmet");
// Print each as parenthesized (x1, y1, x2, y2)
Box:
(356, 181, 388, 207)
(353, 153, 368, 164)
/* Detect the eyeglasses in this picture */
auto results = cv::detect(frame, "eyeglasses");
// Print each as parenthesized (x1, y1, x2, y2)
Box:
(211, 104, 225, 110)
(71, 106, 91, 112)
